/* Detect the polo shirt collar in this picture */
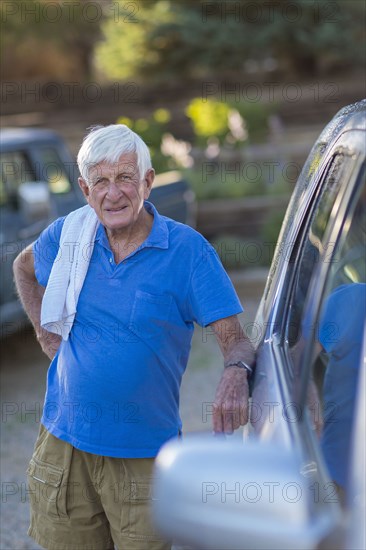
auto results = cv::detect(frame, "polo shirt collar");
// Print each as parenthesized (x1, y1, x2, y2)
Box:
(95, 200, 169, 251)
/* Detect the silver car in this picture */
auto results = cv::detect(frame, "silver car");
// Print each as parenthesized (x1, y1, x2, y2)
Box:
(153, 100, 366, 550)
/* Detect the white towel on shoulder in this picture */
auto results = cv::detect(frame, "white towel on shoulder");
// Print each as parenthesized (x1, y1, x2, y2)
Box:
(41, 204, 99, 340)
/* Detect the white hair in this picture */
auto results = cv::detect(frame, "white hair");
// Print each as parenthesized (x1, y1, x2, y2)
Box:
(77, 124, 152, 184)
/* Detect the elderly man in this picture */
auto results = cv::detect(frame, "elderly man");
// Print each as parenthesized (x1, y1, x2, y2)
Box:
(13, 124, 255, 550)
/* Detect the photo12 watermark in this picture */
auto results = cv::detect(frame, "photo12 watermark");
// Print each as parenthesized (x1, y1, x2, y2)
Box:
(201, 479, 339, 504)
(201, 398, 334, 427)
(201, 2, 342, 24)
(201, 81, 340, 104)
(1, 81, 141, 105)
(1, 1, 140, 24)
(2, 400, 141, 425)
(200, 160, 301, 184)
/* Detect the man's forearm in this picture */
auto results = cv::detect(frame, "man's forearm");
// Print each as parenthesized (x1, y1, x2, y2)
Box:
(14, 256, 44, 335)
(211, 315, 255, 367)
(13, 247, 61, 359)
(222, 337, 255, 368)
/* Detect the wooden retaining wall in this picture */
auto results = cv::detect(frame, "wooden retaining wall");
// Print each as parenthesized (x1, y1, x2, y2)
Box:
(196, 194, 290, 238)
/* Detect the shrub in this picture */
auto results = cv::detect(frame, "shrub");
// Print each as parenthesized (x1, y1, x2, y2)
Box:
(230, 101, 273, 144)
(183, 165, 269, 200)
(185, 98, 232, 146)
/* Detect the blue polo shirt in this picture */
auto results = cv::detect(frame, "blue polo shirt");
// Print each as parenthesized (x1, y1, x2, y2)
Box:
(33, 201, 243, 457)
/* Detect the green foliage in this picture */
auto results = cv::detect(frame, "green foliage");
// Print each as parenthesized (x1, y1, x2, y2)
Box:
(254, 0, 365, 74)
(95, 1, 174, 82)
(117, 110, 168, 150)
(232, 101, 272, 143)
(183, 157, 293, 201)
(2, 0, 364, 82)
(184, 166, 267, 200)
(185, 99, 231, 145)
(185, 97, 273, 146)
(96, 0, 365, 81)
(2, 0, 103, 80)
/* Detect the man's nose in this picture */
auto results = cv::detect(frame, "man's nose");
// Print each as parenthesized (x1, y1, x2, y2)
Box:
(106, 181, 122, 199)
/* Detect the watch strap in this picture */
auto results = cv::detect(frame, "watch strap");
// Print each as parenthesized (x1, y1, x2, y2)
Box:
(224, 361, 253, 377)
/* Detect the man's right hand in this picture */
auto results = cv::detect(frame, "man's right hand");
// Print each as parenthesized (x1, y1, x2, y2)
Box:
(37, 328, 62, 360)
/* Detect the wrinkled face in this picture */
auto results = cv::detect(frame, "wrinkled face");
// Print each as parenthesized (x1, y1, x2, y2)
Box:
(78, 153, 154, 236)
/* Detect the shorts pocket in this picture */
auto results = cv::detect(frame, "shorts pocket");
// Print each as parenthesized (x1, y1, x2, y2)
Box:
(121, 479, 161, 540)
(129, 291, 173, 340)
(27, 457, 68, 521)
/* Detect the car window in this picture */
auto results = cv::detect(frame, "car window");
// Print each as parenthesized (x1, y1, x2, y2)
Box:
(0, 151, 35, 204)
(0, 177, 7, 206)
(306, 172, 365, 502)
(263, 141, 327, 302)
(37, 148, 72, 193)
(284, 153, 354, 373)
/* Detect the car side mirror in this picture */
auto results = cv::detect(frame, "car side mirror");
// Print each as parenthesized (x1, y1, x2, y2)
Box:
(153, 436, 337, 550)
(17, 181, 52, 222)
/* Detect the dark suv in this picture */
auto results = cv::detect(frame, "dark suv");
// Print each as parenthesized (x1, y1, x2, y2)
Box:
(1, 128, 85, 332)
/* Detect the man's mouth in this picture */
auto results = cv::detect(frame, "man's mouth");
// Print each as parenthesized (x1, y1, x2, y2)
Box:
(105, 206, 128, 212)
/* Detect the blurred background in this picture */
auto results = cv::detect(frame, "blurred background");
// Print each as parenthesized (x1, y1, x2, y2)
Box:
(2, 0, 366, 254)
(1, 1, 365, 548)
(2, 0, 365, 266)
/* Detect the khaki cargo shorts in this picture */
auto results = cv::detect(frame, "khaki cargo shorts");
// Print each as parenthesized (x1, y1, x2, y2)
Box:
(27, 425, 171, 550)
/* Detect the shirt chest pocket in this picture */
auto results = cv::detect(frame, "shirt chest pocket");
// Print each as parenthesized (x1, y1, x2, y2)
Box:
(129, 290, 173, 340)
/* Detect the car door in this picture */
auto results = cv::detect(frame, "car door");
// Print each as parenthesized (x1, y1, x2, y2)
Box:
(253, 127, 365, 546)
(290, 144, 365, 547)
(151, 104, 365, 550)
(0, 149, 42, 326)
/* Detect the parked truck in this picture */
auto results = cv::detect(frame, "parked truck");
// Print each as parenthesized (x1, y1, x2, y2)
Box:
(0, 128, 196, 334)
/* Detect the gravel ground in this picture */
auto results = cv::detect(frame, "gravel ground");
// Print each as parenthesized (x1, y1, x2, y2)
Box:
(0, 270, 266, 550)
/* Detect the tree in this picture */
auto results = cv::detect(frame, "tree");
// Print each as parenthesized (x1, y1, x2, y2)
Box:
(95, 0, 365, 81)
(1, 0, 106, 81)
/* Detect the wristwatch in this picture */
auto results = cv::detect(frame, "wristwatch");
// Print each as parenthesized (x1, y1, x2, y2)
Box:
(224, 361, 253, 377)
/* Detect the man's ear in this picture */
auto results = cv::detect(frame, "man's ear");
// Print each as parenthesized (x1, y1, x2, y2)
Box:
(78, 177, 90, 201)
(143, 169, 155, 199)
